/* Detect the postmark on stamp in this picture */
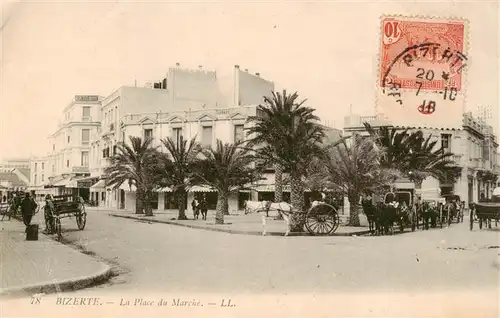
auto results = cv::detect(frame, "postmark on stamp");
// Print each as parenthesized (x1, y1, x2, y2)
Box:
(377, 16, 468, 127)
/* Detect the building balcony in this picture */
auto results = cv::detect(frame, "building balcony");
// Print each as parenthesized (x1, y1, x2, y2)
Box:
(452, 154, 463, 166)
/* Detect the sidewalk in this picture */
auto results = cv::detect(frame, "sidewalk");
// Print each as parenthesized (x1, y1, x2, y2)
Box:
(0, 219, 112, 298)
(103, 208, 371, 236)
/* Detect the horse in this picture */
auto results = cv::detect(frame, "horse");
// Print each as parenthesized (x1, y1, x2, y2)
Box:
(361, 198, 378, 234)
(376, 201, 399, 235)
(243, 200, 293, 236)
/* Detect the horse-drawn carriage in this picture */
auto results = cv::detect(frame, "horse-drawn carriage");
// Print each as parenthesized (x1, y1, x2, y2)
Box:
(244, 199, 340, 236)
(44, 194, 87, 239)
(442, 194, 465, 225)
(470, 188, 500, 231)
(415, 188, 446, 230)
(364, 191, 416, 235)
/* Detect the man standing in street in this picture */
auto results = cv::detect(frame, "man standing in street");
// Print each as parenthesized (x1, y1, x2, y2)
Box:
(21, 192, 38, 232)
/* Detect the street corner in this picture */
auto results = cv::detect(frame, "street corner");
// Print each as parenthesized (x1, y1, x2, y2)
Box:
(0, 221, 113, 299)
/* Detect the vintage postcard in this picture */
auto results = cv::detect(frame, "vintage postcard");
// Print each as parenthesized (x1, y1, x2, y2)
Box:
(0, 1, 499, 317)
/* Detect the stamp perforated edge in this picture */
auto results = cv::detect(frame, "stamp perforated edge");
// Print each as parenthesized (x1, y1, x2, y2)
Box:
(375, 14, 471, 122)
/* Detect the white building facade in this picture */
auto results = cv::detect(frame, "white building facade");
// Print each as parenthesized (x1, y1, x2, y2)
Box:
(88, 64, 276, 213)
(29, 95, 102, 199)
(344, 112, 500, 206)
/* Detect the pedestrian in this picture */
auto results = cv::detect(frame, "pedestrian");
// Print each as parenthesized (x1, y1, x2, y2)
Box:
(200, 196, 208, 220)
(20, 192, 38, 233)
(191, 198, 199, 219)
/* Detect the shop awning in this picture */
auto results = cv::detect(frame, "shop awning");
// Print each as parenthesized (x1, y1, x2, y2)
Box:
(67, 176, 99, 188)
(253, 185, 312, 192)
(90, 180, 106, 189)
(189, 186, 216, 192)
(119, 182, 137, 192)
(53, 176, 72, 187)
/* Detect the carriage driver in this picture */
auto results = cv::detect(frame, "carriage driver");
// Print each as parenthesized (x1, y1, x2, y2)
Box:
(20, 192, 38, 233)
(386, 192, 399, 208)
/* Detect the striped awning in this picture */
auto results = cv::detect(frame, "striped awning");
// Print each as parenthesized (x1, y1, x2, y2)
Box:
(253, 185, 312, 192)
(90, 180, 106, 189)
(53, 176, 72, 187)
(189, 186, 216, 192)
(117, 182, 172, 192)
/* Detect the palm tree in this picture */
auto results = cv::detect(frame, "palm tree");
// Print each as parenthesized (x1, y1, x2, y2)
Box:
(364, 122, 412, 171)
(246, 91, 306, 204)
(105, 136, 159, 216)
(365, 123, 456, 194)
(157, 136, 202, 220)
(194, 139, 260, 224)
(307, 134, 400, 226)
(246, 90, 325, 230)
(405, 131, 456, 190)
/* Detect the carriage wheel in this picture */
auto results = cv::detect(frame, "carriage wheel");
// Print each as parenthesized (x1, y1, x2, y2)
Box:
(305, 204, 338, 236)
(438, 206, 443, 229)
(469, 210, 474, 231)
(399, 218, 405, 233)
(447, 206, 452, 226)
(411, 209, 416, 232)
(54, 217, 62, 240)
(76, 204, 86, 230)
(45, 217, 54, 234)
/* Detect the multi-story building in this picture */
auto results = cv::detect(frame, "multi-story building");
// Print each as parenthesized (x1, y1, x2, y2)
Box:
(88, 64, 276, 211)
(343, 112, 500, 205)
(0, 158, 30, 170)
(30, 95, 103, 200)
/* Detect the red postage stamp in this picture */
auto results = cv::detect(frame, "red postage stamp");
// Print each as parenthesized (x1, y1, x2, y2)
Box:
(379, 16, 466, 92)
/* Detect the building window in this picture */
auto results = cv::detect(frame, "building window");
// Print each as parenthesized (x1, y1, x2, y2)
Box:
(41, 174, 44, 182)
(122, 131, 126, 142)
(81, 151, 89, 166)
(41, 163, 44, 170)
(173, 127, 182, 147)
(66, 160, 70, 167)
(53, 144, 55, 151)
(34, 163, 37, 172)
(67, 135, 71, 143)
(34, 175, 37, 185)
(202, 126, 213, 147)
(81, 129, 90, 145)
(234, 124, 245, 143)
(144, 128, 153, 140)
(441, 134, 451, 152)
(82, 107, 91, 121)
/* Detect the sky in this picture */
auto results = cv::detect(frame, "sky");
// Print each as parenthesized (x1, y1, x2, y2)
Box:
(0, 0, 499, 161)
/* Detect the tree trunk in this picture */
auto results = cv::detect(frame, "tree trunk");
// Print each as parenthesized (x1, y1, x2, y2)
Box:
(215, 190, 228, 224)
(223, 195, 230, 215)
(289, 170, 305, 232)
(348, 194, 361, 226)
(144, 191, 154, 216)
(176, 190, 187, 220)
(274, 163, 284, 220)
(135, 190, 144, 214)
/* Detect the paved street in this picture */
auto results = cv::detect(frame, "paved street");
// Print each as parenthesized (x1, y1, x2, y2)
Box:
(2, 209, 498, 317)
(24, 209, 500, 294)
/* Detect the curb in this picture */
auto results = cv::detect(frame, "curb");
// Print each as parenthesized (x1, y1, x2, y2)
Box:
(109, 213, 372, 237)
(0, 263, 112, 299)
(0, 219, 113, 299)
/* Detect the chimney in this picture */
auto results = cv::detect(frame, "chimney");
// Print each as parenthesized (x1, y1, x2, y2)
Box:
(234, 65, 240, 69)
(176, 62, 180, 67)
(255, 73, 260, 77)
(245, 69, 248, 72)
(198, 65, 203, 69)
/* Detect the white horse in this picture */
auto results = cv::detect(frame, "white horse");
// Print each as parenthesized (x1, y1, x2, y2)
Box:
(243, 200, 294, 236)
